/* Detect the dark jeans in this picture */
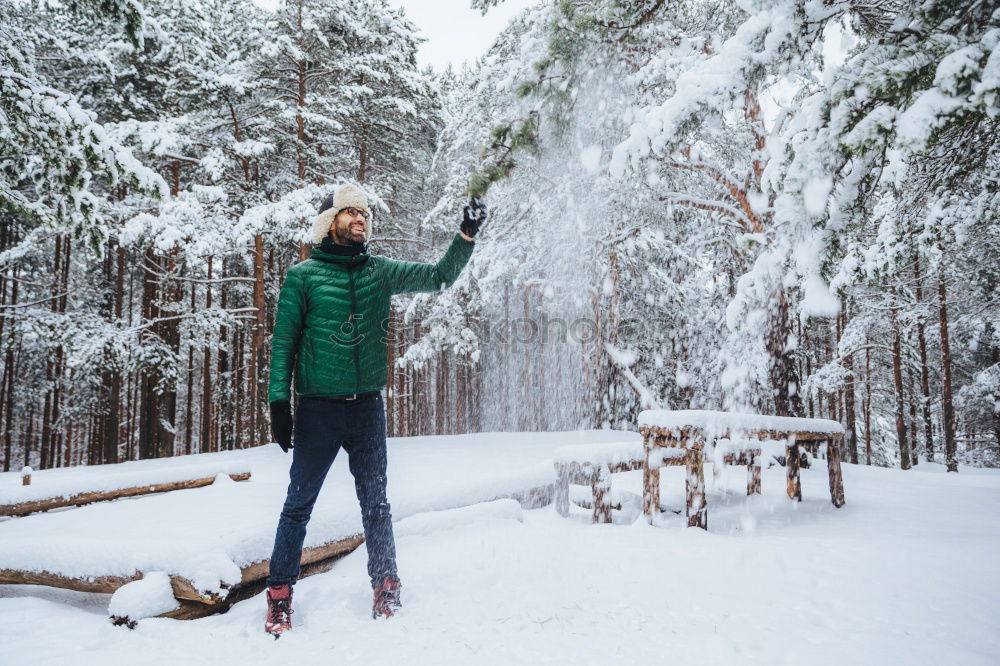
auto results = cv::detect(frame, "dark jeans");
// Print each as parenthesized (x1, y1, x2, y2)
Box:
(267, 393, 397, 588)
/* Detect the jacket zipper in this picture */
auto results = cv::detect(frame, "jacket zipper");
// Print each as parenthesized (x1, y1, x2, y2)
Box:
(347, 265, 362, 394)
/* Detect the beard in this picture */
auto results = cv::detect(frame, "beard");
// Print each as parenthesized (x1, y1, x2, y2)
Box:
(332, 220, 366, 246)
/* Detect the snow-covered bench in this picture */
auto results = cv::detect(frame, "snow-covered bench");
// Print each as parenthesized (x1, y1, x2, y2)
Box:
(638, 410, 846, 529)
(553, 441, 645, 523)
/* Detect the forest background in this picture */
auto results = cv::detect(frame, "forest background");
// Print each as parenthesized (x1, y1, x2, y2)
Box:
(1, 0, 997, 473)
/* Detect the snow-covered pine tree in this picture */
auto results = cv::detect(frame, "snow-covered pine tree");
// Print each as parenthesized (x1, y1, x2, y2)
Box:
(1, 0, 164, 255)
(1, 0, 168, 470)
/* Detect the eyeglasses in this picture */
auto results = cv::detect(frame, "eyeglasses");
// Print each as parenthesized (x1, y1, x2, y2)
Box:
(339, 207, 369, 220)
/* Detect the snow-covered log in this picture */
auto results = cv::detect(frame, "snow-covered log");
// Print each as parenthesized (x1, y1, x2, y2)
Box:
(0, 472, 251, 518)
(1, 532, 367, 624)
(0, 567, 219, 604)
(237, 534, 365, 590)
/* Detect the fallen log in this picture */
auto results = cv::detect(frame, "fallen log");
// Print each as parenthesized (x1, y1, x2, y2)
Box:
(0, 568, 141, 595)
(1, 532, 367, 624)
(0, 472, 252, 518)
(158, 534, 368, 621)
(0, 568, 220, 604)
(237, 533, 365, 587)
(8, 488, 552, 625)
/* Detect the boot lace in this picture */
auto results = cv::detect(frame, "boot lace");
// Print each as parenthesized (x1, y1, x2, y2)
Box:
(373, 578, 401, 617)
(268, 597, 293, 625)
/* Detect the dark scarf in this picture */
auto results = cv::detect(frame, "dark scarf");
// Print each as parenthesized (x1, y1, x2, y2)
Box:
(320, 235, 367, 256)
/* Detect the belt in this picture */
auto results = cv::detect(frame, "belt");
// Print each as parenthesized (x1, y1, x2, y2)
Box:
(317, 391, 379, 403)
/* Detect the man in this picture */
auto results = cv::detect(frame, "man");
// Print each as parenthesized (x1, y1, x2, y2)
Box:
(264, 183, 485, 636)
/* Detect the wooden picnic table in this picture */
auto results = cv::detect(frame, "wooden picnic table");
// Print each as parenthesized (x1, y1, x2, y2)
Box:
(639, 410, 846, 529)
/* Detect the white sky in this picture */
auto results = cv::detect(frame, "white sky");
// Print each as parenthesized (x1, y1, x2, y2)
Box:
(250, 0, 538, 72)
(388, 0, 538, 71)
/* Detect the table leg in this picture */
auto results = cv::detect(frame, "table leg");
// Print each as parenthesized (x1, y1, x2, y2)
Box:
(592, 465, 612, 524)
(785, 441, 802, 501)
(827, 438, 846, 507)
(686, 445, 707, 529)
(643, 448, 661, 523)
(711, 438, 721, 482)
(554, 462, 569, 517)
(748, 453, 762, 495)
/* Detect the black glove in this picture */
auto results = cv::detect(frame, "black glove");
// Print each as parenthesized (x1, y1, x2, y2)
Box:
(270, 401, 293, 452)
(460, 198, 487, 238)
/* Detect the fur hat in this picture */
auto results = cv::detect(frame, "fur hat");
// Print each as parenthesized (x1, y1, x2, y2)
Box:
(310, 184, 372, 244)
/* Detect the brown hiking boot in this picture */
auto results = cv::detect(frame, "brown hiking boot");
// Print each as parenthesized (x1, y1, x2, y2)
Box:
(265, 584, 293, 637)
(372, 576, 401, 619)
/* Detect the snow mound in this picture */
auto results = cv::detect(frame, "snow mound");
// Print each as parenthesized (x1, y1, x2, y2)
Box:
(395, 499, 523, 538)
(108, 571, 179, 622)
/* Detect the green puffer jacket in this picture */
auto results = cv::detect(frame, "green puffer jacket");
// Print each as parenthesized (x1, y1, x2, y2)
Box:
(267, 233, 474, 403)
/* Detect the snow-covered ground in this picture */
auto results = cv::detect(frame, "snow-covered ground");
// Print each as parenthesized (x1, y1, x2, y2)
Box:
(0, 431, 626, 593)
(1, 432, 998, 665)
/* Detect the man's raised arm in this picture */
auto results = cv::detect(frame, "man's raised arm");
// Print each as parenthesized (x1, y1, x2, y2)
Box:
(383, 199, 486, 295)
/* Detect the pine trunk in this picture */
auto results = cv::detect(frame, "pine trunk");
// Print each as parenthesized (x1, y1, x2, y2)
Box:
(23, 405, 34, 469)
(843, 340, 858, 465)
(138, 246, 161, 460)
(184, 279, 195, 456)
(435, 352, 446, 434)
(889, 285, 911, 469)
(201, 257, 214, 453)
(251, 234, 266, 447)
(234, 331, 244, 449)
(0, 267, 15, 472)
(864, 344, 872, 465)
(100, 238, 122, 465)
(914, 255, 935, 463)
(217, 264, 231, 451)
(766, 287, 802, 417)
(908, 361, 920, 466)
(993, 345, 1000, 451)
(937, 258, 957, 472)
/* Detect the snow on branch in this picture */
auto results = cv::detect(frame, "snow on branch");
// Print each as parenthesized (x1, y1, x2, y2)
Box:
(604, 343, 661, 410)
